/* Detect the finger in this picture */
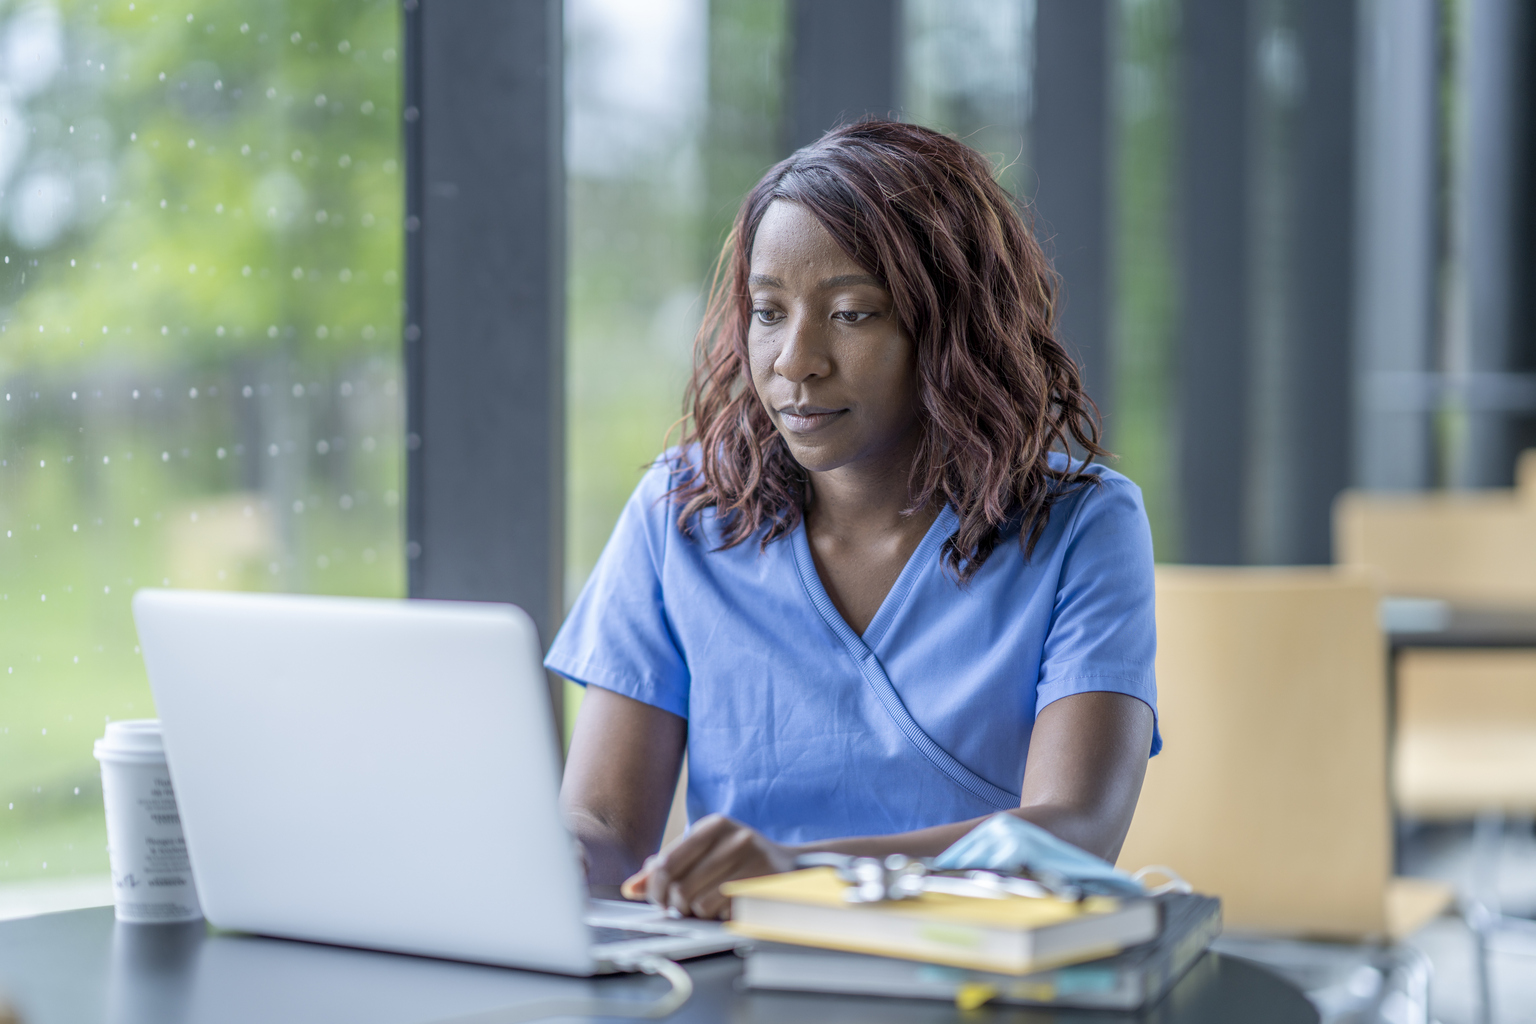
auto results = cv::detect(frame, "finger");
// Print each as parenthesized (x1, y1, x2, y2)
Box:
(655, 814, 732, 878)
(620, 856, 656, 901)
(692, 886, 732, 921)
(672, 828, 760, 914)
(645, 815, 734, 907)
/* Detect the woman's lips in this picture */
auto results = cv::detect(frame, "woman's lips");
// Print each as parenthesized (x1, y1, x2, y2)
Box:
(778, 407, 847, 433)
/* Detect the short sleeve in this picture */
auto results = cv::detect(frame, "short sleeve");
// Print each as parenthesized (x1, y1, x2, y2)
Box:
(544, 459, 690, 719)
(1034, 474, 1161, 755)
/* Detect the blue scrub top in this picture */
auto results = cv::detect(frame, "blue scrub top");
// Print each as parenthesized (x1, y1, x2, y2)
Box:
(545, 449, 1159, 846)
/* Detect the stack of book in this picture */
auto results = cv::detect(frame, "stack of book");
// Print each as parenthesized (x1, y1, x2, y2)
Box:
(721, 868, 1220, 1011)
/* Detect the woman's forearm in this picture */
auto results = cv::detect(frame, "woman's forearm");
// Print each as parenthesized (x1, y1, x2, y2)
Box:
(793, 816, 987, 860)
(561, 686, 688, 885)
(790, 802, 1124, 865)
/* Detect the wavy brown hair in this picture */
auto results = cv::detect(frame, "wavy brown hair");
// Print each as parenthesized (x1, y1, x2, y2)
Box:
(670, 119, 1105, 581)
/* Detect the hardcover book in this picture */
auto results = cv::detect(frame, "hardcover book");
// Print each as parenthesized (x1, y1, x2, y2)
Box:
(721, 867, 1163, 976)
(738, 893, 1222, 1011)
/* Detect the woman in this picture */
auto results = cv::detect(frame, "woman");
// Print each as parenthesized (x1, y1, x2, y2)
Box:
(547, 120, 1158, 921)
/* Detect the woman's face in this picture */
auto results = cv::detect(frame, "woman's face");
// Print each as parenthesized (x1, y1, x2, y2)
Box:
(747, 200, 919, 477)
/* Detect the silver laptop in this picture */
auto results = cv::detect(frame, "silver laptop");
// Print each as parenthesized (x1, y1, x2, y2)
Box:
(132, 589, 740, 975)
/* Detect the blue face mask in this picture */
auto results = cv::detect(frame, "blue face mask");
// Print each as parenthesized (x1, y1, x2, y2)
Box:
(932, 813, 1149, 898)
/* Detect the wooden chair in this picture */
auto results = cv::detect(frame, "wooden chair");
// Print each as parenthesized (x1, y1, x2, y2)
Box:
(1334, 452, 1536, 1021)
(1334, 448, 1536, 822)
(1333, 449, 1536, 604)
(1116, 566, 1451, 941)
(1394, 649, 1536, 819)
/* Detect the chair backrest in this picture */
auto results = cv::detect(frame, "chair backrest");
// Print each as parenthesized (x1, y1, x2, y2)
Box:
(1116, 567, 1392, 939)
(1394, 648, 1536, 817)
(1333, 448, 1536, 603)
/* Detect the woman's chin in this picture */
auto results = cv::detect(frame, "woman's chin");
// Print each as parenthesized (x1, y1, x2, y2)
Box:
(781, 440, 850, 476)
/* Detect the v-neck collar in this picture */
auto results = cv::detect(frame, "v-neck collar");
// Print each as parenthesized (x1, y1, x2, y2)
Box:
(791, 505, 960, 651)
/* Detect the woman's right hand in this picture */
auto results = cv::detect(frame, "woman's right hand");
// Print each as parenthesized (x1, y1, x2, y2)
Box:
(621, 813, 796, 920)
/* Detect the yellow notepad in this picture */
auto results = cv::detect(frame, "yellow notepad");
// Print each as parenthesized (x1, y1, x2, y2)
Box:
(723, 868, 1158, 976)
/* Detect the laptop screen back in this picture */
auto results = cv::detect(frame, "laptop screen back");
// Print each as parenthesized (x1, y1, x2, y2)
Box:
(132, 589, 594, 974)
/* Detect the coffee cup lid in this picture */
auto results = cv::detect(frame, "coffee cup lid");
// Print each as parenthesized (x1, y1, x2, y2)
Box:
(93, 719, 166, 764)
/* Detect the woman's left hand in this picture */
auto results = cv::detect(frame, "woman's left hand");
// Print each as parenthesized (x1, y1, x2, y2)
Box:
(620, 813, 796, 919)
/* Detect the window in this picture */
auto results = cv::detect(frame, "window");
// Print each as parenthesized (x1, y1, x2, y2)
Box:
(564, 0, 786, 728)
(0, 0, 403, 889)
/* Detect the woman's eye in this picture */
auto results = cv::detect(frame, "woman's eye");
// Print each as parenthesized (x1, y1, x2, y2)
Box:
(752, 308, 783, 325)
(834, 310, 874, 323)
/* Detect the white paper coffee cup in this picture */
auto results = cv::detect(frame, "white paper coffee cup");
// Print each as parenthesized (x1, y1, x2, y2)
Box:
(93, 720, 202, 923)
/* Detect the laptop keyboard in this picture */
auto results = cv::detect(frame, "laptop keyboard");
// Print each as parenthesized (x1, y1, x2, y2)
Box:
(590, 925, 672, 946)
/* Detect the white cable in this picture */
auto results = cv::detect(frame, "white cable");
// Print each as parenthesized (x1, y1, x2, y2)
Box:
(426, 956, 692, 1024)
(623, 956, 695, 1017)
(1131, 864, 1194, 896)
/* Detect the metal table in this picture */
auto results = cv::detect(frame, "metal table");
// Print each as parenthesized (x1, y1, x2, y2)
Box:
(0, 907, 1316, 1024)
(1387, 603, 1536, 654)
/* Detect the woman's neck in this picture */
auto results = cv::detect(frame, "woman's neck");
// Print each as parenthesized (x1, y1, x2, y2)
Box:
(803, 434, 934, 539)
(801, 436, 941, 636)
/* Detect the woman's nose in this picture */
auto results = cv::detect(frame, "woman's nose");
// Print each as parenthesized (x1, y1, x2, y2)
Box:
(773, 314, 832, 383)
